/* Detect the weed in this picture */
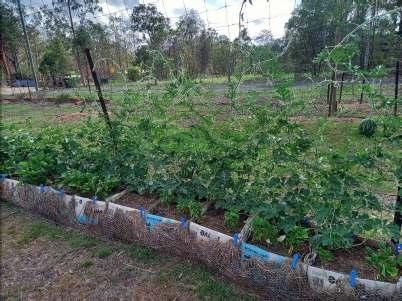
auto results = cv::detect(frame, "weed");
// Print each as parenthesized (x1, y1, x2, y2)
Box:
(80, 260, 93, 268)
(95, 246, 113, 258)
(67, 234, 97, 249)
(126, 243, 156, 263)
(18, 222, 62, 244)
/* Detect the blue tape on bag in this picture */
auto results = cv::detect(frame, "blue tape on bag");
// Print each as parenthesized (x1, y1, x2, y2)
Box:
(39, 184, 45, 193)
(91, 196, 97, 204)
(240, 242, 285, 265)
(232, 233, 239, 246)
(139, 207, 145, 219)
(395, 243, 402, 256)
(145, 213, 164, 229)
(290, 253, 300, 270)
(77, 214, 97, 225)
(180, 216, 187, 228)
(349, 268, 357, 288)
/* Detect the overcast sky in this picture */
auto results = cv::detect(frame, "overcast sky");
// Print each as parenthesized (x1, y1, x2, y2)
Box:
(23, 0, 299, 39)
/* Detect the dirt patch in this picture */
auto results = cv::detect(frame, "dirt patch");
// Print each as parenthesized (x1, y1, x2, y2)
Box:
(152, 202, 184, 220)
(314, 246, 378, 281)
(1, 97, 85, 105)
(289, 115, 363, 123)
(114, 192, 159, 211)
(198, 207, 246, 236)
(55, 112, 91, 123)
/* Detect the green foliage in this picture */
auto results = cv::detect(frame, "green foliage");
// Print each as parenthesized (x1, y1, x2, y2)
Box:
(366, 244, 402, 280)
(177, 198, 202, 220)
(19, 222, 62, 244)
(127, 65, 142, 81)
(64, 75, 78, 88)
(2, 69, 399, 256)
(285, 226, 309, 250)
(80, 260, 93, 268)
(251, 216, 278, 244)
(224, 209, 240, 229)
(126, 243, 156, 263)
(39, 39, 73, 77)
(315, 246, 334, 263)
(359, 118, 377, 137)
(67, 234, 97, 249)
(95, 247, 113, 258)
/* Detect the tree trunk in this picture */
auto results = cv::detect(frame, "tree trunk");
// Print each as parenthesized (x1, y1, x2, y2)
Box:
(328, 71, 337, 116)
(0, 46, 11, 81)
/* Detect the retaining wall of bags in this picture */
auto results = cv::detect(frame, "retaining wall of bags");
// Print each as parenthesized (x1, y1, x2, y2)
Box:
(1, 178, 401, 300)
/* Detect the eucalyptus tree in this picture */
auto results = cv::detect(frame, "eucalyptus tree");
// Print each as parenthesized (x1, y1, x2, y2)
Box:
(0, 2, 22, 80)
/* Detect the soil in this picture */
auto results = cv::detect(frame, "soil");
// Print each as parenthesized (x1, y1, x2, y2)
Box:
(152, 202, 184, 220)
(197, 207, 247, 236)
(55, 112, 91, 123)
(315, 246, 378, 281)
(112, 192, 247, 236)
(113, 192, 159, 211)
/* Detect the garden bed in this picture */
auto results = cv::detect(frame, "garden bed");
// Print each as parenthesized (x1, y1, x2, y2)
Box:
(110, 189, 400, 283)
(248, 236, 399, 283)
(1, 178, 401, 298)
(112, 191, 246, 236)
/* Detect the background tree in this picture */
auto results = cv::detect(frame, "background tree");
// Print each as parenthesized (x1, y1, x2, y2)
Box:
(0, 2, 22, 81)
(39, 38, 73, 83)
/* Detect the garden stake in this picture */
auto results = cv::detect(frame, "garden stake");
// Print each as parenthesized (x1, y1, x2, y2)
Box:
(84, 48, 112, 131)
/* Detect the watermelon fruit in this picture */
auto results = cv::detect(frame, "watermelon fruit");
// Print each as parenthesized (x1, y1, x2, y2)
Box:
(359, 118, 377, 137)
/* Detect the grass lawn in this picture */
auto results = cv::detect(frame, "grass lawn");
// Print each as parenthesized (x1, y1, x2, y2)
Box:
(0, 201, 256, 300)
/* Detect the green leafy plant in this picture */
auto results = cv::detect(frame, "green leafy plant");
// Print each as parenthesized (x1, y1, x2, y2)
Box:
(177, 198, 203, 220)
(224, 209, 240, 229)
(315, 246, 334, 263)
(251, 216, 278, 244)
(359, 118, 377, 137)
(366, 244, 402, 280)
(95, 247, 113, 258)
(285, 226, 309, 250)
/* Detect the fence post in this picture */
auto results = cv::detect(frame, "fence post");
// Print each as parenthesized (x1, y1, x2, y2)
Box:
(394, 60, 400, 116)
(16, 0, 39, 93)
(83, 48, 112, 130)
(339, 72, 345, 102)
(394, 187, 401, 237)
(359, 78, 365, 104)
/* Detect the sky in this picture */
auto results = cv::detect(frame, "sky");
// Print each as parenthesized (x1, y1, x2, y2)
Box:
(22, 0, 299, 39)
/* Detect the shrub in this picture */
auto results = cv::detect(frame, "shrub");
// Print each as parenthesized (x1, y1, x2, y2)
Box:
(359, 118, 377, 137)
(127, 66, 141, 82)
